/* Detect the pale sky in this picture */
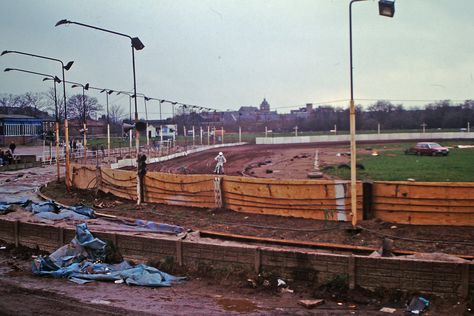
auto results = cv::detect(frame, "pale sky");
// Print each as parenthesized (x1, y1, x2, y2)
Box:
(1, 0, 473, 119)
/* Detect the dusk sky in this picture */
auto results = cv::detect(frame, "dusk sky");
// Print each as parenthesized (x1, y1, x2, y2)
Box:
(1, 0, 473, 119)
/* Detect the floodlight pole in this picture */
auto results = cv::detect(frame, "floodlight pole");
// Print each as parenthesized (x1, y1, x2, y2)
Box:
(1, 50, 73, 189)
(56, 19, 144, 204)
(349, 0, 394, 226)
(71, 83, 89, 163)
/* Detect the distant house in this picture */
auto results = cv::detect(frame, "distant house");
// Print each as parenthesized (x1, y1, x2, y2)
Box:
(0, 114, 43, 146)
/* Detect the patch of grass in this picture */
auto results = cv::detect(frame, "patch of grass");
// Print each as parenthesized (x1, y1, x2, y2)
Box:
(329, 141, 474, 182)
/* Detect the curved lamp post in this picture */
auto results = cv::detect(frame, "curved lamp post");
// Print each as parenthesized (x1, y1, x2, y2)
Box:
(4, 67, 62, 182)
(100, 89, 114, 159)
(71, 83, 90, 163)
(55, 19, 145, 204)
(1, 50, 74, 189)
(117, 91, 134, 150)
(349, 0, 395, 226)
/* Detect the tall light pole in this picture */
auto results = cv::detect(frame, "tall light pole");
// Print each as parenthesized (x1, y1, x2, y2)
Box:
(132, 93, 151, 146)
(56, 19, 145, 204)
(1, 50, 74, 189)
(349, 0, 395, 226)
(100, 89, 114, 159)
(3, 67, 62, 182)
(71, 83, 90, 163)
(117, 91, 134, 150)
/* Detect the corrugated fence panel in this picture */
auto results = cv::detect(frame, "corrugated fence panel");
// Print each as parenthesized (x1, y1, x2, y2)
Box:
(222, 176, 363, 221)
(71, 164, 97, 190)
(100, 167, 137, 200)
(144, 172, 216, 208)
(372, 182, 474, 225)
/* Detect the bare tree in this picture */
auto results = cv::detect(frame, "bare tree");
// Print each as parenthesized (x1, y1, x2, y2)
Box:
(66, 94, 103, 122)
(109, 104, 125, 124)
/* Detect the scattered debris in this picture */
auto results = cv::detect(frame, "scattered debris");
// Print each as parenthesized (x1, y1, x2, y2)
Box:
(247, 278, 257, 288)
(280, 287, 293, 293)
(380, 307, 397, 313)
(390, 225, 397, 229)
(371, 151, 379, 156)
(32, 223, 187, 287)
(298, 299, 325, 309)
(407, 178, 416, 182)
(406, 296, 429, 314)
(277, 279, 286, 287)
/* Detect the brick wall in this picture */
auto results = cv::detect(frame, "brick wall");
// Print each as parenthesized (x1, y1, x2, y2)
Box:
(0, 218, 471, 298)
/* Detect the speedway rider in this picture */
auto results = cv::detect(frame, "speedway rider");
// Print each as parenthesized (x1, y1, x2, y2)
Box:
(214, 152, 227, 174)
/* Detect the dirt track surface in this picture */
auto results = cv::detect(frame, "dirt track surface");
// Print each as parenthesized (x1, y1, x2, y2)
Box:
(147, 144, 354, 179)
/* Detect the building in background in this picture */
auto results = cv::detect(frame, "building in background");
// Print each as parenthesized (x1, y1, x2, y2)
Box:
(0, 114, 43, 146)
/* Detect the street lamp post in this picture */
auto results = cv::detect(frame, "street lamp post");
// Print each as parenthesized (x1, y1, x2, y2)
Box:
(116, 91, 134, 151)
(349, 0, 395, 226)
(1, 50, 74, 189)
(3, 67, 62, 182)
(100, 89, 114, 160)
(56, 19, 145, 204)
(71, 83, 90, 163)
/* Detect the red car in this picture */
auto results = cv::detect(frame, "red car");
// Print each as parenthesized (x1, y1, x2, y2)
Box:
(405, 142, 449, 156)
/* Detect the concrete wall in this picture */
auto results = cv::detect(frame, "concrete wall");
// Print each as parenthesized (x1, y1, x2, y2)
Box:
(0, 218, 471, 298)
(256, 132, 474, 145)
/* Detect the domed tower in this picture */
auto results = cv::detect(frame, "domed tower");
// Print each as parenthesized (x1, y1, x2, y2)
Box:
(260, 98, 270, 113)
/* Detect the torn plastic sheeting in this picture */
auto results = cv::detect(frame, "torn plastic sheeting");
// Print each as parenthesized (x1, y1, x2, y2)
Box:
(32, 223, 186, 287)
(135, 219, 185, 234)
(0, 199, 95, 220)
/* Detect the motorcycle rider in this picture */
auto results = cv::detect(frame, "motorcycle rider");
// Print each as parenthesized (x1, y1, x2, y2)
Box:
(214, 152, 227, 174)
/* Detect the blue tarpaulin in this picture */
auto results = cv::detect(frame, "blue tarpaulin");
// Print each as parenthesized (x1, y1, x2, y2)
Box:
(0, 199, 95, 220)
(32, 223, 186, 287)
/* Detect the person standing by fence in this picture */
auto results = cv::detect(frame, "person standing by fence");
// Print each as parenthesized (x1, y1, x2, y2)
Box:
(9, 141, 16, 154)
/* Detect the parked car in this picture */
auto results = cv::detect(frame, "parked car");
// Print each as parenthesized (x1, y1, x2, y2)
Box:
(404, 142, 449, 156)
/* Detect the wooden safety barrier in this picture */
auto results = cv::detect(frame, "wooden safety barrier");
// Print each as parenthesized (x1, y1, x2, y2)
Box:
(68, 163, 474, 225)
(222, 176, 362, 221)
(372, 181, 474, 225)
(144, 172, 216, 208)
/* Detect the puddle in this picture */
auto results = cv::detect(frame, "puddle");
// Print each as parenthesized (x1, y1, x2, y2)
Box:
(217, 298, 260, 313)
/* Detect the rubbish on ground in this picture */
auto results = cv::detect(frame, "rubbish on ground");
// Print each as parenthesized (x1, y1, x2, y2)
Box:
(277, 279, 286, 287)
(280, 287, 293, 293)
(32, 223, 186, 287)
(380, 307, 397, 313)
(298, 299, 324, 309)
(135, 219, 185, 235)
(90, 299, 111, 305)
(0, 246, 6, 250)
(371, 151, 379, 156)
(0, 199, 95, 221)
(407, 178, 416, 182)
(247, 279, 257, 288)
(337, 302, 344, 306)
(406, 296, 429, 314)
(456, 145, 474, 149)
(390, 226, 397, 229)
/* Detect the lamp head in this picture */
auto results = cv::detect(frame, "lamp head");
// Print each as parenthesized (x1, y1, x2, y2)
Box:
(144, 97, 151, 101)
(71, 84, 79, 88)
(378, 0, 395, 17)
(160, 99, 165, 103)
(4, 68, 12, 72)
(100, 89, 106, 93)
(108, 90, 114, 95)
(1, 50, 11, 56)
(54, 76, 61, 83)
(84, 83, 89, 90)
(55, 19, 71, 27)
(131, 37, 145, 50)
(64, 61, 74, 71)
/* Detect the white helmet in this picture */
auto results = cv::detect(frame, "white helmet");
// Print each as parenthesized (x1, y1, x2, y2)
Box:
(219, 152, 223, 155)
